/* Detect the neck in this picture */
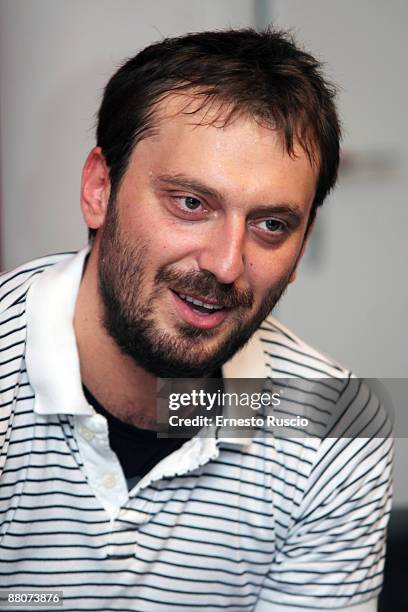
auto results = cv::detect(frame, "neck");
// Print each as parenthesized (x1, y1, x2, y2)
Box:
(73, 242, 158, 428)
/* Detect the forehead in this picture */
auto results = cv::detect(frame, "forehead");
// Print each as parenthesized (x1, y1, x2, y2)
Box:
(126, 92, 318, 213)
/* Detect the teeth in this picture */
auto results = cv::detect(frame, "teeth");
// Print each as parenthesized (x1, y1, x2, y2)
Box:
(178, 293, 223, 311)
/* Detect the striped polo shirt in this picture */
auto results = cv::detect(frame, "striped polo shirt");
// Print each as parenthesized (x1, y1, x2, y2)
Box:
(0, 249, 393, 611)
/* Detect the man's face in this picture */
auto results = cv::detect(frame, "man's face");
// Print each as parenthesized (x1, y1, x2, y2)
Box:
(97, 97, 317, 377)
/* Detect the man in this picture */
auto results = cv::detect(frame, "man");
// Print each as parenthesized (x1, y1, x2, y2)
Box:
(0, 29, 392, 611)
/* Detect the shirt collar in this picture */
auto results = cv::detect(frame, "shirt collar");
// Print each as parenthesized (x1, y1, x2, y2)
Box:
(26, 248, 93, 417)
(25, 248, 267, 446)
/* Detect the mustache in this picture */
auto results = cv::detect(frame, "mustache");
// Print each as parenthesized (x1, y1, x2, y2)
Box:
(155, 266, 254, 309)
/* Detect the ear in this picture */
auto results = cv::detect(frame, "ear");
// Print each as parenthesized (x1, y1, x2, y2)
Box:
(288, 216, 316, 284)
(80, 147, 111, 231)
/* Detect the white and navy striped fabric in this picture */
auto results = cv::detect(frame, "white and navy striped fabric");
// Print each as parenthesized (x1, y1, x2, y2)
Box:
(0, 250, 393, 611)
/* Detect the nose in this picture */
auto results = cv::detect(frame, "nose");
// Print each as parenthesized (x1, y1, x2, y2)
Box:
(196, 216, 246, 285)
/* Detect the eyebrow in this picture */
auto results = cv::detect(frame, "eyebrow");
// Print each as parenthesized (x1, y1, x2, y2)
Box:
(154, 173, 225, 202)
(154, 173, 305, 222)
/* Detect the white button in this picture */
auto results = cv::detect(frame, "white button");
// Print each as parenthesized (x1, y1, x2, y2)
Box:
(80, 427, 95, 442)
(102, 473, 117, 489)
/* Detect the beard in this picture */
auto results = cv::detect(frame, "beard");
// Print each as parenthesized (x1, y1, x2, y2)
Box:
(97, 201, 295, 378)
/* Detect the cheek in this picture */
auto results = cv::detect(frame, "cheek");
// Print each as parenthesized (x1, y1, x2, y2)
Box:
(246, 245, 301, 298)
(146, 220, 205, 265)
(121, 204, 183, 261)
(153, 232, 195, 260)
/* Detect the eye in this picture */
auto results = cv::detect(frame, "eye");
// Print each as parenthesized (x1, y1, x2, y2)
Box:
(178, 196, 203, 211)
(169, 195, 208, 219)
(258, 218, 287, 233)
(250, 217, 290, 244)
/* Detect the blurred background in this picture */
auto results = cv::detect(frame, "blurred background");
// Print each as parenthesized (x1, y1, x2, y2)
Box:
(0, 1, 406, 608)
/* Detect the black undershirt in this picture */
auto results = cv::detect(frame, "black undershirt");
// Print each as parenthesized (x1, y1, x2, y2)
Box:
(82, 370, 223, 490)
(82, 386, 187, 489)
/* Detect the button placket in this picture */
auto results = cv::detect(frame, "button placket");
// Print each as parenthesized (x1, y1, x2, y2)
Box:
(79, 426, 94, 442)
(102, 473, 117, 489)
(74, 414, 128, 520)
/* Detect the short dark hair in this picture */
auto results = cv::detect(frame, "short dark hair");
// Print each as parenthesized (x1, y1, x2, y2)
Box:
(92, 28, 341, 239)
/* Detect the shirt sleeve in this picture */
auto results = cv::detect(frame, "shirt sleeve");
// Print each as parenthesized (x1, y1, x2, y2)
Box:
(255, 378, 394, 610)
(255, 597, 377, 612)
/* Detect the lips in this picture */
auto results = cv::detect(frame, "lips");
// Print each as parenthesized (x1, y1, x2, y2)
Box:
(171, 289, 229, 329)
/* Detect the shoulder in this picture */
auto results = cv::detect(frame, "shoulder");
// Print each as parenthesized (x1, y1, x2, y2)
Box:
(256, 314, 393, 476)
(0, 251, 78, 471)
(258, 314, 349, 379)
(258, 315, 393, 438)
(0, 252, 75, 315)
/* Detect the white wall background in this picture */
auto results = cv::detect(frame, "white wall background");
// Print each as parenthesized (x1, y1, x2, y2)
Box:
(0, 0, 407, 502)
(268, 0, 408, 380)
(262, 0, 408, 505)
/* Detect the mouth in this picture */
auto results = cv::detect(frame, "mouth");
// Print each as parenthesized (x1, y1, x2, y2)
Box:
(170, 289, 230, 329)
